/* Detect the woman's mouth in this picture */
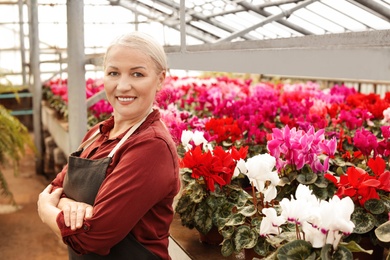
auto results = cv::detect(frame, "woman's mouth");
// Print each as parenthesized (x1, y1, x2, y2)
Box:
(117, 97, 135, 102)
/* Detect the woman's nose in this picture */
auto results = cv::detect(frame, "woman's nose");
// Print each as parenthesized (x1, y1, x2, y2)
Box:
(117, 76, 132, 90)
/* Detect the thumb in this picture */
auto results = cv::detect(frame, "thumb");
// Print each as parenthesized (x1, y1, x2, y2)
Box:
(51, 187, 63, 196)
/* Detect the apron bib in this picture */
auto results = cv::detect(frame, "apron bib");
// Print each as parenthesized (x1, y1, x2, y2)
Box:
(63, 112, 159, 259)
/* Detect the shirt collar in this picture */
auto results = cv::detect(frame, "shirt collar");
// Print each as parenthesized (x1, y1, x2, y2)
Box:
(98, 109, 160, 137)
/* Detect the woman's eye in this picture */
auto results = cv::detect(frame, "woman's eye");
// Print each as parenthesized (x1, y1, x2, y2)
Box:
(132, 72, 144, 77)
(107, 71, 119, 76)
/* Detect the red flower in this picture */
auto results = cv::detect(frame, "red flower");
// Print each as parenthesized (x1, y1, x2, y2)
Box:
(205, 117, 243, 144)
(368, 157, 390, 192)
(325, 167, 380, 206)
(181, 145, 246, 192)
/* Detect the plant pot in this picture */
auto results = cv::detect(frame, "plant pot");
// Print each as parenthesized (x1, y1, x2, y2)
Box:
(244, 248, 263, 259)
(198, 226, 223, 245)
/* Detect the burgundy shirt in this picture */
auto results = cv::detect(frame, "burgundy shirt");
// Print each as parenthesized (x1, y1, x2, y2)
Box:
(51, 109, 180, 259)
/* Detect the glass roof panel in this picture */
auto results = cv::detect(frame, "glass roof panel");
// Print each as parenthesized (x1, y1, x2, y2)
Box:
(1, 0, 390, 85)
(294, 7, 346, 33)
(326, 0, 390, 30)
(264, 5, 326, 35)
(312, 2, 367, 32)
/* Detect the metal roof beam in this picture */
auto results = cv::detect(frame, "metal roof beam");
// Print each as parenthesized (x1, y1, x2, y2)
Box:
(107, 0, 217, 43)
(256, 0, 306, 8)
(154, 0, 256, 41)
(350, 0, 390, 21)
(217, 0, 319, 42)
(166, 30, 390, 82)
(237, 0, 314, 36)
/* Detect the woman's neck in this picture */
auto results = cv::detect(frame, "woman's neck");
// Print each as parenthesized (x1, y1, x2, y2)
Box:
(109, 109, 153, 139)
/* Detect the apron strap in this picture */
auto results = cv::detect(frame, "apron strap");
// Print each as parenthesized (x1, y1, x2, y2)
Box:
(76, 129, 101, 152)
(107, 114, 148, 158)
(77, 109, 153, 157)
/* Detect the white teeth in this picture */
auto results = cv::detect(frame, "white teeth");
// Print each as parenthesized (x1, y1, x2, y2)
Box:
(117, 97, 135, 102)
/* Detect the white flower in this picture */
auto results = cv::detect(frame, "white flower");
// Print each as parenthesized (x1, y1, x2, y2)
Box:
(233, 158, 247, 178)
(280, 184, 317, 225)
(301, 222, 326, 248)
(181, 130, 194, 151)
(318, 195, 355, 250)
(382, 107, 390, 124)
(259, 208, 286, 236)
(180, 130, 208, 151)
(244, 153, 280, 202)
(192, 130, 208, 146)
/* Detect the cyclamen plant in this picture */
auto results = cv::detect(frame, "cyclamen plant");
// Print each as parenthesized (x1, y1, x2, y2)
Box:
(267, 125, 338, 200)
(175, 130, 249, 235)
(262, 184, 356, 259)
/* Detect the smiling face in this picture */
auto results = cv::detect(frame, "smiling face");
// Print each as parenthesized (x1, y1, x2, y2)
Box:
(103, 45, 165, 124)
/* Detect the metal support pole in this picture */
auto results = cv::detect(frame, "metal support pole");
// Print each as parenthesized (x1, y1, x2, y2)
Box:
(67, 0, 87, 154)
(18, 0, 27, 86)
(180, 0, 186, 53)
(28, 0, 43, 173)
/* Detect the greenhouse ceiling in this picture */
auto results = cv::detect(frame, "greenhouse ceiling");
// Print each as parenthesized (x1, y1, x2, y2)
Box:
(111, 0, 390, 43)
(1, 0, 390, 82)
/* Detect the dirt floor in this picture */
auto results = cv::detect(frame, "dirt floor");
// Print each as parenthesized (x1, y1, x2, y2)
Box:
(0, 148, 68, 260)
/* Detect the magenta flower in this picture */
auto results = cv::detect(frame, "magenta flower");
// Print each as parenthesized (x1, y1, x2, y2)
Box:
(353, 128, 378, 156)
(267, 125, 337, 173)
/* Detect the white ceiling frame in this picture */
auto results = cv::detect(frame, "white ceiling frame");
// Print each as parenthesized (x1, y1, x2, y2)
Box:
(166, 29, 390, 82)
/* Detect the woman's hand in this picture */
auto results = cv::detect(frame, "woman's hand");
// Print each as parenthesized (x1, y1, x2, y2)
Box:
(58, 197, 93, 231)
(37, 184, 62, 238)
(37, 184, 63, 224)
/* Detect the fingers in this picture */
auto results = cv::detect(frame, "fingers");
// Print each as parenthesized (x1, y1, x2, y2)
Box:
(43, 184, 53, 193)
(85, 206, 93, 219)
(62, 204, 71, 227)
(62, 202, 93, 230)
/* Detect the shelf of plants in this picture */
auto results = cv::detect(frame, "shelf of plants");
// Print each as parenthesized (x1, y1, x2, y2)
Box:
(42, 75, 390, 260)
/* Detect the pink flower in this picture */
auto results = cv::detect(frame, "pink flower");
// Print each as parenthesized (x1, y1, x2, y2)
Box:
(353, 128, 378, 156)
(267, 125, 336, 173)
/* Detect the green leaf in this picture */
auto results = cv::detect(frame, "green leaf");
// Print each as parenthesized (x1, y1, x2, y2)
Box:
(351, 207, 376, 234)
(320, 244, 333, 260)
(375, 221, 390, 242)
(313, 173, 330, 188)
(333, 245, 353, 260)
(320, 244, 353, 260)
(239, 204, 257, 217)
(221, 226, 234, 239)
(266, 231, 296, 246)
(296, 165, 317, 185)
(341, 240, 374, 254)
(175, 194, 193, 213)
(188, 182, 207, 203)
(194, 202, 213, 234)
(221, 239, 234, 257)
(364, 199, 385, 215)
(233, 226, 258, 251)
(224, 213, 246, 226)
(311, 185, 329, 200)
(0, 105, 36, 205)
(234, 189, 250, 207)
(253, 237, 272, 257)
(380, 195, 390, 211)
(276, 240, 314, 260)
(213, 202, 235, 228)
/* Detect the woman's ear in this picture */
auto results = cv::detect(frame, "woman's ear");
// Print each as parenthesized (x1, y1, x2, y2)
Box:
(157, 70, 166, 92)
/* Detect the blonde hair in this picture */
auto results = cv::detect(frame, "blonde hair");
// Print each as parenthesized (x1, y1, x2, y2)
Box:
(103, 31, 167, 74)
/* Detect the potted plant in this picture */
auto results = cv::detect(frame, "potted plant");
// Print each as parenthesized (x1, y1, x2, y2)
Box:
(175, 130, 249, 245)
(0, 103, 35, 206)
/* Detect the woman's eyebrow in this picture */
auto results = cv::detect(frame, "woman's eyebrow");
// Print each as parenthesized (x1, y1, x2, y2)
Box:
(130, 66, 147, 70)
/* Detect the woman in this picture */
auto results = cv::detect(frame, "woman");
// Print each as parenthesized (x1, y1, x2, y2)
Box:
(37, 32, 180, 260)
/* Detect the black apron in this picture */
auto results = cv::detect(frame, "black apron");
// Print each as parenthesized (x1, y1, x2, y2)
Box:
(63, 113, 160, 260)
